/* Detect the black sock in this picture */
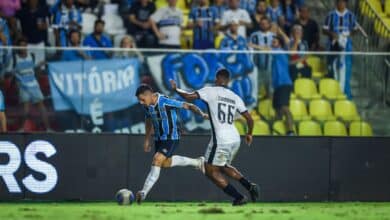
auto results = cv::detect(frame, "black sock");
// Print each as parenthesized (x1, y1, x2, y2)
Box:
(239, 177, 252, 191)
(223, 184, 244, 200)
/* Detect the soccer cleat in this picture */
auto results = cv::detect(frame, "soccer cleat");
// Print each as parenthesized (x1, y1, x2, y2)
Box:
(249, 183, 260, 202)
(136, 191, 145, 204)
(232, 196, 248, 206)
(197, 156, 205, 174)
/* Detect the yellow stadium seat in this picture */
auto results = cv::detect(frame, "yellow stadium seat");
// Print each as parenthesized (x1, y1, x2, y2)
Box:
(234, 121, 246, 135)
(272, 120, 286, 135)
(298, 120, 322, 136)
(324, 121, 347, 136)
(258, 99, 275, 120)
(289, 99, 310, 120)
(155, 0, 167, 8)
(386, 0, 390, 15)
(177, 0, 190, 14)
(309, 99, 335, 121)
(334, 100, 361, 121)
(253, 120, 271, 136)
(306, 56, 326, 78)
(294, 78, 321, 99)
(319, 78, 347, 100)
(215, 33, 225, 48)
(349, 121, 373, 137)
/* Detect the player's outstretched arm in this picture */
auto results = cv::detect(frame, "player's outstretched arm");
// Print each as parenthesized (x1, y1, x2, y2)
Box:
(170, 79, 199, 101)
(183, 103, 208, 120)
(241, 111, 254, 146)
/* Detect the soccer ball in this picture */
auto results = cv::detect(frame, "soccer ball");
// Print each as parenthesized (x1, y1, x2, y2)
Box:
(115, 189, 135, 205)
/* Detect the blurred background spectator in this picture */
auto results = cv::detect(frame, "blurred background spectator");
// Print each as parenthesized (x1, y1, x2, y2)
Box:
(114, 34, 143, 60)
(150, 0, 183, 49)
(83, 19, 113, 59)
(249, 0, 267, 35)
(0, 90, 7, 132)
(280, 0, 298, 33)
(221, 0, 252, 38)
(16, 0, 49, 65)
(266, 0, 283, 25)
(127, 0, 156, 48)
(188, 0, 219, 49)
(220, 18, 247, 49)
(248, 17, 274, 98)
(212, 0, 226, 20)
(11, 37, 51, 132)
(288, 24, 312, 81)
(52, 0, 82, 47)
(323, 0, 357, 99)
(293, 5, 320, 51)
(61, 30, 91, 60)
(0, 16, 12, 76)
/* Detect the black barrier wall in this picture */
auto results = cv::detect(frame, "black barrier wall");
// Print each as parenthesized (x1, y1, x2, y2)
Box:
(0, 134, 390, 202)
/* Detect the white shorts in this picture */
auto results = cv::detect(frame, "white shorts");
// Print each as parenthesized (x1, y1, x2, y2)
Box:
(205, 141, 241, 166)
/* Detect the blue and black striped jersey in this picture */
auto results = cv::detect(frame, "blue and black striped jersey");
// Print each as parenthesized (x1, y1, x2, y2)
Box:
(144, 94, 184, 141)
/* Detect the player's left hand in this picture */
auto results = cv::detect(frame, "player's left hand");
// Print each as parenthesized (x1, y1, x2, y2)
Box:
(169, 79, 177, 91)
(202, 113, 209, 120)
(245, 134, 253, 146)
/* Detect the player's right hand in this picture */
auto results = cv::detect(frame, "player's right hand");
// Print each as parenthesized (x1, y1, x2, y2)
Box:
(169, 79, 177, 90)
(245, 134, 253, 146)
(144, 140, 151, 152)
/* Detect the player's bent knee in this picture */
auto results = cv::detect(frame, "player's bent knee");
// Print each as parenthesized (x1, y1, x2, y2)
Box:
(152, 153, 167, 167)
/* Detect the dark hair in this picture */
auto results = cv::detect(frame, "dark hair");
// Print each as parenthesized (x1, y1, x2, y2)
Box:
(135, 84, 153, 97)
(68, 29, 81, 39)
(94, 19, 105, 27)
(16, 37, 28, 45)
(273, 35, 284, 47)
(216, 69, 230, 80)
(281, 0, 297, 18)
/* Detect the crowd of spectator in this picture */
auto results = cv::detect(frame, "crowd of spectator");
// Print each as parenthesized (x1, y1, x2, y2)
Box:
(0, 0, 360, 133)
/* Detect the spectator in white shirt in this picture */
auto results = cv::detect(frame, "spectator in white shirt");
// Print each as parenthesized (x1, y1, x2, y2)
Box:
(150, 0, 183, 49)
(221, 0, 252, 37)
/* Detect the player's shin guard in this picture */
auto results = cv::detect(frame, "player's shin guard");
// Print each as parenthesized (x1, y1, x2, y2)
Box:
(141, 166, 161, 197)
(170, 155, 200, 168)
(223, 184, 244, 200)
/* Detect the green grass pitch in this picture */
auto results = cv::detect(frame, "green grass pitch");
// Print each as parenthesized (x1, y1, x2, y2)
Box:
(1, 202, 390, 220)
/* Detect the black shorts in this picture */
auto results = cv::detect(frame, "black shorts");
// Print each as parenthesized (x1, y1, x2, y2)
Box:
(273, 85, 293, 109)
(154, 140, 179, 158)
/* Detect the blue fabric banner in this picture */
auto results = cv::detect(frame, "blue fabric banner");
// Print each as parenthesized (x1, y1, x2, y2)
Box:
(48, 59, 140, 115)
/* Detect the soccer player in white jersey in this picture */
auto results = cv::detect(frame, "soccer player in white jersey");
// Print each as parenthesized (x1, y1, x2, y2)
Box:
(170, 69, 259, 206)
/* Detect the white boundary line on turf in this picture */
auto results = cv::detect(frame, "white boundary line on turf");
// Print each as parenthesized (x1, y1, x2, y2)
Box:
(0, 45, 389, 56)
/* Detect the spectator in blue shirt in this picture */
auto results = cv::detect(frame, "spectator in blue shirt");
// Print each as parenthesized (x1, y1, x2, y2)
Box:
(266, 0, 283, 24)
(270, 35, 294, 135)
(323, 0, 358, 99)
(213, 0, 227, 19)
(0, 17, 12, 75)
(0, 90, 7, 132)
(12, 37, 51, 132)
(240, 0, 257, 15)
(83, 19, 113, 60)
(188, 0, 220, 49)
(52, 0, 82, 47)
(220, 19, 248, 50)
(62, 30, 91, 61)
(280, 0, 298, 33)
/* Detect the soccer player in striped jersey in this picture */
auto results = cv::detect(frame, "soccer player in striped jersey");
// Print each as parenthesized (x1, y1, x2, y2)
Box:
(135, 84, 208, 203)
(188, 0, 220, 49)
(171, 69, 259, 206)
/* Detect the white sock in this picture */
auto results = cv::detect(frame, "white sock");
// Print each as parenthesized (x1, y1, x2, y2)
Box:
(171, 155, 200, 168)
(141, 166, 161, 196)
